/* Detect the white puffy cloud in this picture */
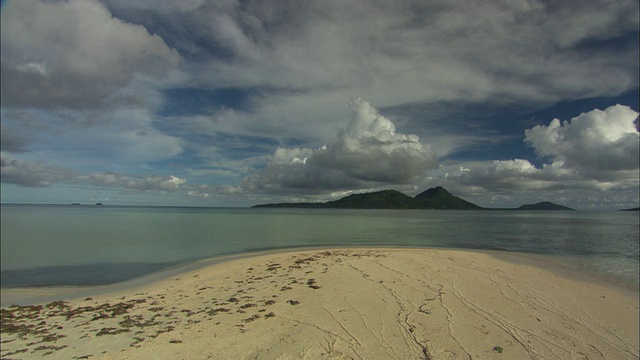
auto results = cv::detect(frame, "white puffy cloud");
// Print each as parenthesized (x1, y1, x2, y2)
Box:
(315, 98, 438, 182)
(241, 98, 437, 194)
(455, 159, 576, 192)
(1, 0, 638, 209)
(442, 105, 639, 194)
(524, 105, 639, 178)
(100, 0, 639, 172)
(0, 0, 182, 109)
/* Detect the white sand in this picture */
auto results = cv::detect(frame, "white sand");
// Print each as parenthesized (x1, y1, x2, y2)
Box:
(1, 248, 638, 359)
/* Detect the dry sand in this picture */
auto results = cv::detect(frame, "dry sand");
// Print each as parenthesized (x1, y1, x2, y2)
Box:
(1, 248, 638, 359)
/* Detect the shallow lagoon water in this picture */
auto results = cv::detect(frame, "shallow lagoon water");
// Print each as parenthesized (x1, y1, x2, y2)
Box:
(1, 205, 638, 289)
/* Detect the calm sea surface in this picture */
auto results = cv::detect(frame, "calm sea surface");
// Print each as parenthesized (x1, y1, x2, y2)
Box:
(1, 205, 638, 289)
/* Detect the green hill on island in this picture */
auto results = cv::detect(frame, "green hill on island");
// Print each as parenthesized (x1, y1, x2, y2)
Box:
(413, 186, 482, 210)
(325, 189, 417, 209)
(251, 190, 416, 209)
(516, 201, 576, 211)
(253, 186, 576, 210)
(254, 186, 481, 210)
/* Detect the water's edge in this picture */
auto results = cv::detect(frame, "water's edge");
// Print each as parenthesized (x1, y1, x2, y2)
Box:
(2, 246, 637, 308)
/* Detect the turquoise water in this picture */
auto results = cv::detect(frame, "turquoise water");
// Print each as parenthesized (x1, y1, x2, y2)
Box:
(1, 205, 638, 288)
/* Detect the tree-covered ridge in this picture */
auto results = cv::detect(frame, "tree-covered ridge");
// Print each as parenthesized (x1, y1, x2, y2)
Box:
(253, 186, 576, 210)
(253, 187, 482, 209)
(413, 186, 482, 210)
(516, 201, 576, 211)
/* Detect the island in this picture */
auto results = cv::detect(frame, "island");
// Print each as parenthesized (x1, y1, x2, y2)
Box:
(516, 201, 576, 211)
(253, 186, 575, 210)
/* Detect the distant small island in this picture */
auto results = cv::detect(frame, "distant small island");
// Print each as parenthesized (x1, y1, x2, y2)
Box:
(253, 186, 576, 211)
(621, 207, 640, 211)
(516, 201, 576, 211)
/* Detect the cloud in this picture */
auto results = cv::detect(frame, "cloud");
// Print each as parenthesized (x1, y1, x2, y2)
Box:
(102, 0, 639, 174)
(83, 108, 183, 164)
(78, 173, 187, 192)
(443, 105, 639, 193)
(1, 153, 187, 192)
(0, 108, 183, 168)
(524, 105, 639, 177)
(0, 1, 185, 171)
(455, 159, 577, 192)
(1, 0, 638, 209)
(0, 126, 29, 153)
(0, 0, 182, 109)
(241, 98, 437, 194)
(0, 153, 76, 187)
(186, 183, 244, 198)
(115, 0, 638, 105)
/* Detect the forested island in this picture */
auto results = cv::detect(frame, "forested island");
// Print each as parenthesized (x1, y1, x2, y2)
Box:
(253, 186, 576, 210)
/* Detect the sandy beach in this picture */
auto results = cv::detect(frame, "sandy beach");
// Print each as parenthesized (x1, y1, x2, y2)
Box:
(1, 248, 638, 359)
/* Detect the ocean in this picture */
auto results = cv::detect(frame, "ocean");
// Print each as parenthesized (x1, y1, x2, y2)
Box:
(1, 204, 638, 290)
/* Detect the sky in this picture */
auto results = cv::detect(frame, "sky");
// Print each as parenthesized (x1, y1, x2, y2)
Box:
(1, 0, 639, 210)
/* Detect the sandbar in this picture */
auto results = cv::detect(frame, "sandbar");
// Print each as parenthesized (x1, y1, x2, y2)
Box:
(1, 248, 638, 359)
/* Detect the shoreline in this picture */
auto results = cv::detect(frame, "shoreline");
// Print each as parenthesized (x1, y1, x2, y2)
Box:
(485, 249, 640, 292)
(1, 247, 638, 359)
(2, 246, 637, 308)
(1, 246, 346, 307)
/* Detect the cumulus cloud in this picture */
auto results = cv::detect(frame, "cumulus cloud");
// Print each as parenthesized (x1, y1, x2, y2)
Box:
(0, 0, 182, 109)
(241, 98, 437, 194)
(524, 105, 639, 177)
(447, 105, 639, 193)
(2, 0, 638, 208)
(100, 0, 639, 175)
(0, 1, 184, 171)
(455, 159, 577, 192)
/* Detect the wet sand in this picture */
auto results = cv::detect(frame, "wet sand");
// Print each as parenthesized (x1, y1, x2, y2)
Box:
(1, 248, 638, 359)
